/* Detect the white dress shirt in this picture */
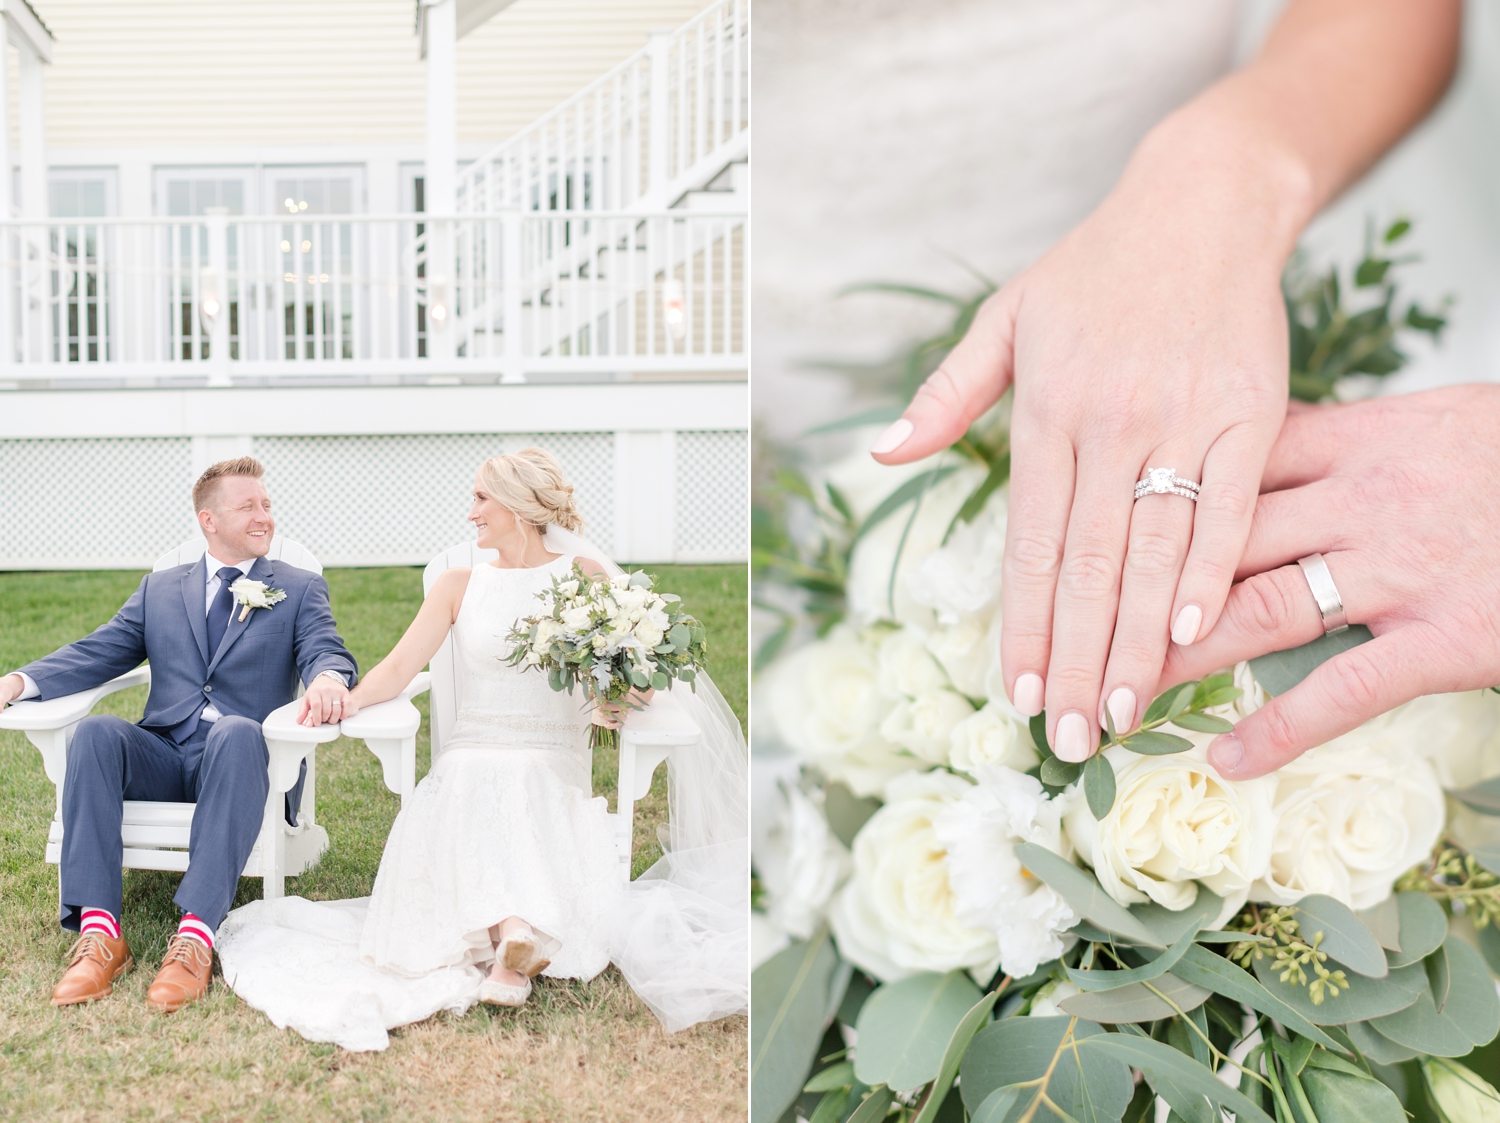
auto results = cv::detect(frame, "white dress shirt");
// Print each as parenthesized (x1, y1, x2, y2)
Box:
(9, 551, 345, 714)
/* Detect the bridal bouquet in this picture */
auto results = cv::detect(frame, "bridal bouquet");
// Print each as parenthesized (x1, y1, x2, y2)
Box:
(505, 563, 707, 750)
(750, 226, 1500, 1123)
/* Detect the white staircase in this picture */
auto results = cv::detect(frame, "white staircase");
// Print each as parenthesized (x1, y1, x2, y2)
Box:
(455, 0, 748, 216)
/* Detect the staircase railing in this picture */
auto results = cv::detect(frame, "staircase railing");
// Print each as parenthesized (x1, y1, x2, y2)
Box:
(455, 0, 747, 215)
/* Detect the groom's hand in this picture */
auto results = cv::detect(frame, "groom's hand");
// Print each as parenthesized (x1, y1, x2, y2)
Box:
(298, 674, 351, 727)
(0, 674, 23, 712)
(1157, 385, 1500, 779)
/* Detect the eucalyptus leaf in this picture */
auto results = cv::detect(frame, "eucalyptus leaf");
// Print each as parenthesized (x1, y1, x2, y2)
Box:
(1083, 752, 1116, 820)
(969, 1086, 1022, 1123)
(1040, 757, 1083, 787)
(1342, 1018, 1419, 1065)
(1248, 626, 1373, 696)
(1172, 946, 1347, 1053)
(1427, 942, 1452, 1014)
(1472, 844, 1500, 875)
(1440, 936, 1500, 1045)
(1358, 895, 1402, 953)
(846, 1086, 894, 1123)
(1367, 980, 1474, 1057)
(823, 783, 881, 850)
(1076, 1033, 1276, 1123)
(1013, 843, 1163, 948)
(1058, 973, 1212, 1022)
(1130, 888, 1222, 946)
(1387, 892, 1446, 967)
(1300, 1063, 1407, 1123)
(1477, 921, 1500, 976)
(959, 1017, 1132, 1122)
(806, 1086, 854, 1123)
(910, 989, 1000, 1123)
(1295, 894, 1389, 978)
(804, 1061, 856, 1093)
(1167, 712, 1235, 734)
(849, 466, 959, 548)
(751, 932, 842, 1123)
(1118, 730, 1195, 755)
(1165, 683, 1197, 720)
(1447, 778, 1500, 816)
(1142, 684, 1188, 726)
(854, 971, 984, 1092)
(802, 405, 906, 436)
(1029, 713, 1051, 755)
(1066, 922, 1201, 992)
(942, 454, 1009, 545)
(1250, 956, 1426, 1025)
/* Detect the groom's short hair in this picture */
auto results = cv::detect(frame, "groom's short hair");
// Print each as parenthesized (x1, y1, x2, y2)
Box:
(193, 457, 266, 513)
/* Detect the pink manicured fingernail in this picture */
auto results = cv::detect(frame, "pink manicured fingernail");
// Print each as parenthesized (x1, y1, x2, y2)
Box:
(1105, 688, 1136, 736)
(1171, 604, 1203, 646)
(870, 418, 915, 456)
(1209, 733, 1244, 774)
(1013, 673, 1044, 717)
(1055, 712, 1091, 763)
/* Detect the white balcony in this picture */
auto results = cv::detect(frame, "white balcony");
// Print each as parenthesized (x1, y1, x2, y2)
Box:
(0, 209, 745, 387)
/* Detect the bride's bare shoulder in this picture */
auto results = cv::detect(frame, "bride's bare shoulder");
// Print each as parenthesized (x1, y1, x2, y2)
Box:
(573, 557, 609, 579)
(428, 567, 475, 612)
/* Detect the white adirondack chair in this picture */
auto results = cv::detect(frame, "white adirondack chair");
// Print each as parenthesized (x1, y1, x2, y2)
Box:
(0, 535, 344, 901)
(340, 540, 703, 882)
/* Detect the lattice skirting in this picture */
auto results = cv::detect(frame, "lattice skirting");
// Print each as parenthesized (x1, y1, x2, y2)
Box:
(0, 431, 746, 568)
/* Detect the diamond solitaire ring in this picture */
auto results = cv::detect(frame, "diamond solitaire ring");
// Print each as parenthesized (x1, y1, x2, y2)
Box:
(1134, 467, 1201, 502)
(1296, 553, 1349, 635)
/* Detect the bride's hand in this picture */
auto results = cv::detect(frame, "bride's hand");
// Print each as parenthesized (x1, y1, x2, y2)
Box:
(1159, 386, 1500, 779)
(592, 689, 654, 730)
(873, 117, 1299, 762)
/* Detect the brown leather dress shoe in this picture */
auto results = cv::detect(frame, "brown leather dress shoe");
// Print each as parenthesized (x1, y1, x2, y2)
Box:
(52, 931, 133, 1006)
(145, 935, 213, 1013)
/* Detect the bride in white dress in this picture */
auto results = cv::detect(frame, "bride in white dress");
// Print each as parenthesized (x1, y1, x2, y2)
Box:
(217, 449, 748, 1050)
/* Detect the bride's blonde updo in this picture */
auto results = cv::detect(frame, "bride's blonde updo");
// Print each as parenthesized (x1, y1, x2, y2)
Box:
(476, 447, 584, 532)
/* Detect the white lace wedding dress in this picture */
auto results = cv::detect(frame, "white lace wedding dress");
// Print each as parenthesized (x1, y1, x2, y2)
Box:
(217, 552, 745, 1051)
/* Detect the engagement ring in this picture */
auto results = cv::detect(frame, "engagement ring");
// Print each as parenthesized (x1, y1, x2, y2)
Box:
(1297, 553, 1349, 635)
(1134, 467, 1201, 502)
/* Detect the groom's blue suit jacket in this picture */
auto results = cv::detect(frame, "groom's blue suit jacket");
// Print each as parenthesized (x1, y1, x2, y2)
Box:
(18, 554, 357, 823)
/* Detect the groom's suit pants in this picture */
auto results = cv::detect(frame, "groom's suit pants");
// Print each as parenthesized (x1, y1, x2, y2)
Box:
(59, 714, 270, 931)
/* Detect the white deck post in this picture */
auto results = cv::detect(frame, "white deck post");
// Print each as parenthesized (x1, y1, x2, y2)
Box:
(645, 31, 670, 206)
(204, 207, 231, 386)
(18, 37, 46, 364)
(501, 211, 523, 382)
(423, 0, 456, 361)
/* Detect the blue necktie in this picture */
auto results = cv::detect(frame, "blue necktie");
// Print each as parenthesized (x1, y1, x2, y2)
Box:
(169, 567, 242, 743)
(206, 566, 242, 651)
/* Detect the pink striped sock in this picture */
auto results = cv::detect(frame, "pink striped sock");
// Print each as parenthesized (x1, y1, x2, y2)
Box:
(177, 913, 214, 950)
(80, 908, 120, 940)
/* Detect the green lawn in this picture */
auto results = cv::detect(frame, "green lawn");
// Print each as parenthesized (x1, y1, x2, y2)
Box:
(0, 564, 747, 1122)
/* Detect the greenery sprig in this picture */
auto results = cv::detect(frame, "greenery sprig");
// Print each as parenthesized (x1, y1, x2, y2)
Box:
(1226, 905, 1349, 1006)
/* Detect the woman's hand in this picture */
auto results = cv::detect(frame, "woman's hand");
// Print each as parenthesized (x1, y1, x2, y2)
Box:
(1159, 385, 1500, 779)
(592, 688, 655, 730)
(869, 0, 1458, 763)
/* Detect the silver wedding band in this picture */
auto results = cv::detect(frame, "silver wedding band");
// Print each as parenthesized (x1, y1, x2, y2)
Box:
(1297, 554, 1348, 635)
(1134, 466, 1201, 503)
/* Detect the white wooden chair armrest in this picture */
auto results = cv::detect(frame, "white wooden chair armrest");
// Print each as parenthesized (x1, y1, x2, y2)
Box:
(261, 700, 341, 793)
(0, 666, 152, 733)
(620, 689, 701, 746)
(337, 673, 429, 803)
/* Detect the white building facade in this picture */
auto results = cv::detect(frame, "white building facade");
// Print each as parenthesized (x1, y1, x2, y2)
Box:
(0, 0, 748, 567)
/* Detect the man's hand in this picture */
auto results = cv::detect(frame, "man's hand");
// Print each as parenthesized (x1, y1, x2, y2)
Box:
(0, 673, 25, 712)
(298, 674, 352, 728)
(1159, 385, 1500, 779)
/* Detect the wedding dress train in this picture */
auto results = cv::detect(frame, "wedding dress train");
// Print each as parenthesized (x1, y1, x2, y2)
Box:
(218, 545, 748, 1050)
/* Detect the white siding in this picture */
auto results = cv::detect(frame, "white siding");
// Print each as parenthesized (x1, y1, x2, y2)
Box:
(20, 0, 709, 150)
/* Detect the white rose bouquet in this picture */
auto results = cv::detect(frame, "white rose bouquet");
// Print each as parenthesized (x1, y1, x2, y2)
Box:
(751, 229, 1500, 1123)
(505, 562, 707, 751)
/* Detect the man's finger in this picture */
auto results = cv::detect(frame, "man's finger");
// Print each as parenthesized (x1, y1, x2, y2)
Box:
(870, 287, 1019, 463)
(1258, 405, 1348, 492)
(1207, 628, 1428, 779)
(1234, 480, 1346, 580)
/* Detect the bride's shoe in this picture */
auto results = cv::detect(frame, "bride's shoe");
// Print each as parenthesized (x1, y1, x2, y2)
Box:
(496, 922, 559, 979)
(478, 969, 532, 1007)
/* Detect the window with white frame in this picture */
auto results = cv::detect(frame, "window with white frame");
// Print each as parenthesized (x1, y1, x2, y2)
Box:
(50, 170, 118, 362)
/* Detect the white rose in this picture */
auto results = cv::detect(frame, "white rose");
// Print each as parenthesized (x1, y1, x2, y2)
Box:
(557, 579, 580, 598)
(533, 619, 558, 644)
(846, 463, 988, 628)
(524, 650, 543, 666)
(949, 702, 1039, 776)
(611, 573, 630, 589)
(1250, 737, 1445, 910)
(880, 689, 975, 764)
(635, 625, 664, 649)
(905, 488, 1008, 626)
(933, 765, 1076, 977)
(560, 605, 592, 631)
(1062, 742, 1274, 925)
(926, 611, 994, 699)
(761, 625, 909, 796)
(751, 912, 793, 971)
(590, 634, 610, 653)
(877, 626, 949, 699)
(1027, 979, 1081, 1018)
(829, 770, 998, 981)
(754, 781, 852, 940)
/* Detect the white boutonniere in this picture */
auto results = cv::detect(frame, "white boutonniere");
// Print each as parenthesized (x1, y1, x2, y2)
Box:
(229, 577, 288, 622)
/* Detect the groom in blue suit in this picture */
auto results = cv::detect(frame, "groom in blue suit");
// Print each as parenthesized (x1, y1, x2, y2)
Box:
(0, 457, 357, 1012)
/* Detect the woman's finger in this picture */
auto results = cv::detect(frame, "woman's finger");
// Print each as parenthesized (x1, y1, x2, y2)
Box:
(1097, 452, 1200, 735)
(1169, 424, 1272, 647)
(999, 422, 1076, 718)
(1207, 627, 1429, 779)
(1042, 456, 1138, 761)
(870, 287, 1019, 464)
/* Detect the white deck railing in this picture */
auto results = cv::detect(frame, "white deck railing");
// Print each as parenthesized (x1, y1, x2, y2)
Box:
(0, 210, 745, 383)
(455, 0, 747, 214)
